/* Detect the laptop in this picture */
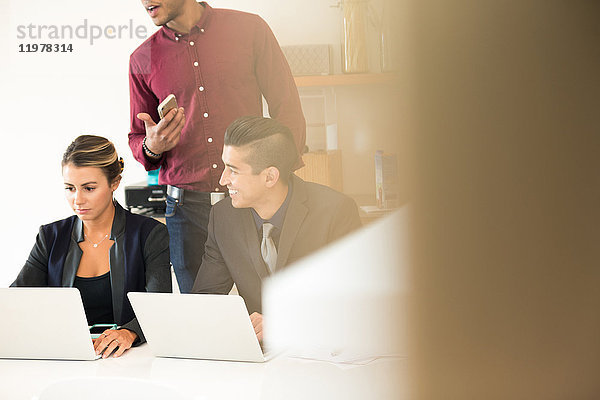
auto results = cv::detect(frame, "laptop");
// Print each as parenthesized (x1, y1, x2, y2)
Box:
(0, 287, 99, 360)
(128, 292, 266, 362)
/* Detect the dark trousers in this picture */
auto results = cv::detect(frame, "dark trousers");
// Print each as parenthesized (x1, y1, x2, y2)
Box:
(165, 192, 211, 293)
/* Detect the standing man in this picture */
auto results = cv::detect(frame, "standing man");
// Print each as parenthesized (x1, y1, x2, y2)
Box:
(193, 116, 361, 341)
(128, 1, 306, 293)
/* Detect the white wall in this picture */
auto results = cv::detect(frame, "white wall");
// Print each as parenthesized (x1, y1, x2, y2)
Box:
(0, 0, 401, 285)
(2, 0, 156, 285)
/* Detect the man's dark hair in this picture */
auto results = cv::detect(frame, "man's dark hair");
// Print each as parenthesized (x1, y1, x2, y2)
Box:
(224, 116, 299, 183)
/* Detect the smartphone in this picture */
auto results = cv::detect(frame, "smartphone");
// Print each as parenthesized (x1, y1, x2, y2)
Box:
(89, 323, 118, 339)
(157, 94, 178, 119)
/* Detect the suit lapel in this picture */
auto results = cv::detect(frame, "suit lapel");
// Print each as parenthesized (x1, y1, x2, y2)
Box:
(62, 218, 84, 286)
(276, 176, 308, 271)
(109, 204, 126, 324)
(240, 208, 271, 280)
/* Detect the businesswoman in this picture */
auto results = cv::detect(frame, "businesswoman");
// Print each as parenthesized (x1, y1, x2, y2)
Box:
(12, 135, 171, 358)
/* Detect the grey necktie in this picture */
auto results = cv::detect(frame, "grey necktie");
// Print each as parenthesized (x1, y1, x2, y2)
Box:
(261, 222, 277, 274)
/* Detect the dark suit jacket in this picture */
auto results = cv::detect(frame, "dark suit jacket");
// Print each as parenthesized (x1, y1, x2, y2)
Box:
(192, 175, 362, 313)
(11, 202, 171, 343)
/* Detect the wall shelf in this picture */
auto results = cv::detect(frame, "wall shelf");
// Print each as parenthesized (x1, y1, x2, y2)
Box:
(294, 73, 398, 87)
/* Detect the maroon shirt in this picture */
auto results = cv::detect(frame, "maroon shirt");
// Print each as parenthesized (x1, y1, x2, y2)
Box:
(128, 2, 306, 192)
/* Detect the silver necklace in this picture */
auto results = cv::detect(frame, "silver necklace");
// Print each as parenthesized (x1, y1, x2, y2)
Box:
(84, 233, 109, 248)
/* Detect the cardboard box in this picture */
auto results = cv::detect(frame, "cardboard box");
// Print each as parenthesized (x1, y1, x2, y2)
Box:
(295, 150, 343, 192)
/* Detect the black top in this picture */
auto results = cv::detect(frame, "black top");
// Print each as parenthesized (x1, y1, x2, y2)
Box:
(73, 271, 114, 325)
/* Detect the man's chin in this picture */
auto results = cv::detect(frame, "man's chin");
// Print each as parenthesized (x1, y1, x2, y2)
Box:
(150, 16, 170, 26)
(230, 198, 246, 209)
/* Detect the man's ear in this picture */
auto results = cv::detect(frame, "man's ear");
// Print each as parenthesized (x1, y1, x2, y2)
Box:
(264, 166, 280, 188)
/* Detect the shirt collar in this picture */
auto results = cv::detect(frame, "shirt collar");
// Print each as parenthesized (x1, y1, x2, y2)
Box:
(252, 179, 293, 233)
(161, 1, 212, 42)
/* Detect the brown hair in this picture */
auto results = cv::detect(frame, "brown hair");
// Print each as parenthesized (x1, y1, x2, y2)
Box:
(62, 135, 124, 183)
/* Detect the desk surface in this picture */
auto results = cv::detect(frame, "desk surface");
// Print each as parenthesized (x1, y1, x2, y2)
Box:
(0, 344, 406, 400)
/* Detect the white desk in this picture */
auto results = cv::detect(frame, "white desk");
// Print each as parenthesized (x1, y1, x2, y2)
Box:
(0, 344, 406, 399)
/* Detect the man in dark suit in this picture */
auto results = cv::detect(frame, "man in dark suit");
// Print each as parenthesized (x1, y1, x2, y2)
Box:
(192, 116, 361, 341)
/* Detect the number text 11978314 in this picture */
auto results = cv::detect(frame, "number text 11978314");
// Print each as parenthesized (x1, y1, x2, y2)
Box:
(18, 43, 73, 53)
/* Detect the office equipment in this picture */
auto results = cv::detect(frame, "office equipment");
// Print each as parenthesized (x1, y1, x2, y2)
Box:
(124, 181, 167, 215)
(0, 288, 98, 360)
(128, 293, 265, 362)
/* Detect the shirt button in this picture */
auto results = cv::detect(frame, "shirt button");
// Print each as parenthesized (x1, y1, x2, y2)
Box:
(203, 112, 209, 118)
(190, 41, 195, 46)
(207, 137, 213, 143)
(193, 61, 198, 67)
(200, 28, 205, 33)
(215, 188, 219, 192)
(212, 164, 218, 169)
(199, 86, 205, 91)
(175, 37, 179, 41)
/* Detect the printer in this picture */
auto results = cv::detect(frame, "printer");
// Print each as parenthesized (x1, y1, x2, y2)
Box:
(124, 182, 167, 216)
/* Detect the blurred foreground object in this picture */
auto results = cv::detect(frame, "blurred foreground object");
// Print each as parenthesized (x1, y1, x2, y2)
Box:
(408, 1, 600, 398)
(263, 208, 407, 363)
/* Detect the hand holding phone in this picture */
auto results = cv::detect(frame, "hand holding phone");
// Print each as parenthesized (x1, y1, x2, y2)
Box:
(136, 94, 185, 156)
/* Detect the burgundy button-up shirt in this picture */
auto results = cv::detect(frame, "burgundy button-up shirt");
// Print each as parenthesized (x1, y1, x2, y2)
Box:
(128, 2, 306, 192)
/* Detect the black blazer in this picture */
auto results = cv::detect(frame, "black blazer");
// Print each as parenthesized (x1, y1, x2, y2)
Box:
(11, 202, 171, 343)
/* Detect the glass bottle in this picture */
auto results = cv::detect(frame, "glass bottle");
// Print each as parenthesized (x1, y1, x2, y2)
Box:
(380, 0, 395, 72)
(342, 0, 370, 74)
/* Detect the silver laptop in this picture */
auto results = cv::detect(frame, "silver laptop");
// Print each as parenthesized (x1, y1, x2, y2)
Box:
(0, 288, 98, 360)
(128, 292, 266, 362)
